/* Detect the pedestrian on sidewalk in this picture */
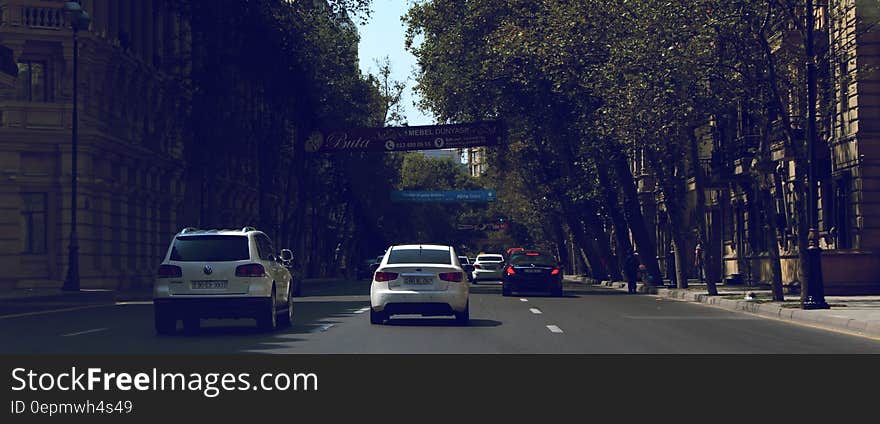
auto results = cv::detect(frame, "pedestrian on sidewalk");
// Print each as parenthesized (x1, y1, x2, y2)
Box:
(694, 240, 705, 283)
(624, 251, 640, 294)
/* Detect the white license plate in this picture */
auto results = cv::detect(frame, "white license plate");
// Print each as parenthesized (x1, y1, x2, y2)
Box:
(405, 277, 433, 285)
(192, 281, 228, 289)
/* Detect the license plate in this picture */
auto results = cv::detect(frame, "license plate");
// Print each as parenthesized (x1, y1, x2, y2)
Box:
(525, 269, 543, 273)
(192, 281, 228, 289)
(404, 277, 433, 285)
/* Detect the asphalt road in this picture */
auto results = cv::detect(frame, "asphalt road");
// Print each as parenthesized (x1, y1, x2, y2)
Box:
(2, 279, 879, 354)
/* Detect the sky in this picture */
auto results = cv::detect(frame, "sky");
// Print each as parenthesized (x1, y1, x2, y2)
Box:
(357, 0, 435, 126)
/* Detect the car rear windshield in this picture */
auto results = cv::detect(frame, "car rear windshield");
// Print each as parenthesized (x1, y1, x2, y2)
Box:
(510, 253, 556, 266)
(169, 235, 250, 262)
(478, 255, 504, 262)
(387, 248, 451, 264)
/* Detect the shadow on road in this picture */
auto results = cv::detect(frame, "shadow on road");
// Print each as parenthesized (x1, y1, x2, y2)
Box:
(384, 318, 502, 327)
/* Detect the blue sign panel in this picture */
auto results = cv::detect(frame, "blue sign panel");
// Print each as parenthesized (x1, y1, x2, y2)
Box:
(391, 190, 497, 203)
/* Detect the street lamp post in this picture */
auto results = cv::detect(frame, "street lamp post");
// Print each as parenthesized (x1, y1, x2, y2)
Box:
(802, 0, 830, 309)
(61, 1, 90, 292)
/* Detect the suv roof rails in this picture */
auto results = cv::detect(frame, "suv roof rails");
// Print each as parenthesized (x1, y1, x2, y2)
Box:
(241, 226, 257, 232)
(180, 227, 199, 234)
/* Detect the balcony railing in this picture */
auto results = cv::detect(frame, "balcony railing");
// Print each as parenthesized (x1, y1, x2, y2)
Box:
(1, 0, 67, 30)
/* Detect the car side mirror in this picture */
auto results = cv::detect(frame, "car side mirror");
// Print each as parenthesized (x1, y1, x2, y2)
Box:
(280, 249, 294, 263)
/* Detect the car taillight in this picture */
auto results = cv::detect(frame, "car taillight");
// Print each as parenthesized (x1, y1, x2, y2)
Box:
(374, 272, 399, 282)
(551, 268, 560, 275)
(236, 263, 266, 277)
(439, 272, 462, 282)
(157, 264, 182, 278)
(474, 264, 482, 269)
(506, 266, 516, 276)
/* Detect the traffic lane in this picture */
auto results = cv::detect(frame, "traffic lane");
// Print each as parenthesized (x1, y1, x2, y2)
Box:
(0, 294, 372, 354)
(521, 284, 880, 353)
(284, 280, 565, 353)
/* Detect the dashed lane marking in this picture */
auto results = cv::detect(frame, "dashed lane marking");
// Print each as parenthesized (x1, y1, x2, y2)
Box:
(546, 325, 563, 333)
(62, 328, 108, 337)
(529, 308, 542, 314)
(520, 298, 528, 302)
(313, 324, 335, 332)
(354, 307, 370, 314)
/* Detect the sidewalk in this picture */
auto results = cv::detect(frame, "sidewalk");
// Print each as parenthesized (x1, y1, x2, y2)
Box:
(565, 275, 880, 339)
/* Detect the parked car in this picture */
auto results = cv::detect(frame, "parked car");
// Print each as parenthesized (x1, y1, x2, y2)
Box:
(356, 258, 376, 280)
(458, 255, 475, 282)
(501, 250, 563, 297)
(153, 226, 294, 334)
(369, 244, 469, 325)
(471, 253, 506, 282)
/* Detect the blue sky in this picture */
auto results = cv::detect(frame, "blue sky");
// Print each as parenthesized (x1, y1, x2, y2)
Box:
(357, 0, 435, 126)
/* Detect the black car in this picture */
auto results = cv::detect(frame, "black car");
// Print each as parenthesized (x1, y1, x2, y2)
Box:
(501, 250, 563, 297)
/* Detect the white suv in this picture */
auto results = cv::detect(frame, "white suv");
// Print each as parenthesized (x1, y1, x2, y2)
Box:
(153, 227, 294, 334)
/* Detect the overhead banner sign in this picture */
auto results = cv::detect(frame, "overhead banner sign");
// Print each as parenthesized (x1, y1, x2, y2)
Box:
(457, 222, 510, 231)
(305, 121, 504, 153)
(390, 190, 497, 203)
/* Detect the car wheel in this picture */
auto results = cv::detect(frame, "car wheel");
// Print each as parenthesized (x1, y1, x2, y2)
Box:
(455, 301, 470, 326)
(369, 307, 386, 325)
(552, 282, 564, 297)
(502, 284, 512, 297)
(278, 286, 294, 328)
(182, 317, 199, 335)
(154, 310, 176, 335)
(258, 287, 278, 331)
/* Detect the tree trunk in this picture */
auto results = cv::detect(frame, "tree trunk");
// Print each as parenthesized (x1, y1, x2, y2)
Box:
(582, 200, 620, 281)
(688, 129, 718, 295)
(608, 143, 663, 285)
(597, 160, 635, 282)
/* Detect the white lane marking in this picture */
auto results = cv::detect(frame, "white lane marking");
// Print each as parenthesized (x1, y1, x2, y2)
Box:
(62, 327, 108, 337)
(520, 298, 528, 302)
(313, 324, 335, 332)
(115, 301, 153, 305)
(529, 308, 542, 314)
(0, 304, 114, 320)
(354, 307, 370, 314)
(546, 325, 564, 333)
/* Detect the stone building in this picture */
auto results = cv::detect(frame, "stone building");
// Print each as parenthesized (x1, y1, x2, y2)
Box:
(0, 0, 191, 290)
(639, 1, 880, 294)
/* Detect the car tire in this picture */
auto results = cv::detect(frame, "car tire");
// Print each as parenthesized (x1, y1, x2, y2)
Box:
(154, 310, 176, 335)
(369, 307, 386, 325)
(278, 286, 294, 328)
(182, 317, 199, 335)
(455, 301, 469, 326)
(257, 287, 278, 332)
(502, 284, 512, 297)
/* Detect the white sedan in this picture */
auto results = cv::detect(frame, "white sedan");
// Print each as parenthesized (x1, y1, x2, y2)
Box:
(370, 244, 469, 325)
(471, 254, 505, 282)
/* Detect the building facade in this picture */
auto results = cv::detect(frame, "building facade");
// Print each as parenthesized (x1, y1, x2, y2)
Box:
(639, 1, 880, 294)
(0, 0, 193, 290)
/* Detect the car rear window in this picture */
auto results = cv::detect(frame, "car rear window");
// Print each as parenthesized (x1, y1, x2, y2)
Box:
(387, 248, 451, 264)
(169, 235, 250, 262)
(510, 253, 556, 266)
(478, 255, 504, 262)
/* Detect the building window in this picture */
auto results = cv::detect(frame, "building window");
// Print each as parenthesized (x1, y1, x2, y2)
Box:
(839, 60, 850, 135)
(20, 193, 47, 254)
(17, 61, 49, 102)
(834, 172, 853, 249)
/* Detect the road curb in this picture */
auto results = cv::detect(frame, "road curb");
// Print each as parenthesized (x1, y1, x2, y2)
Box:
(597, 281, 880, 338)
